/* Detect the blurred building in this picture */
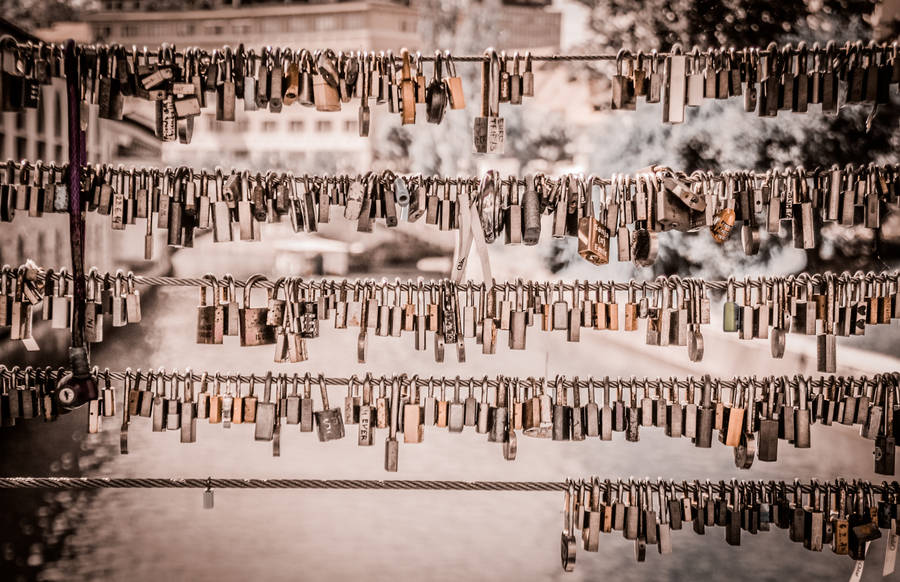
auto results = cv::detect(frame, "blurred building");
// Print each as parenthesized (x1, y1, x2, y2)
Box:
(479, 0, 561, 50)
(75, 0, 560, 172)
(1, 17, 163, 273)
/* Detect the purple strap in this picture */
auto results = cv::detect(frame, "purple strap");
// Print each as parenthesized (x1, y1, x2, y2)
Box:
(64, 40, 86, 349)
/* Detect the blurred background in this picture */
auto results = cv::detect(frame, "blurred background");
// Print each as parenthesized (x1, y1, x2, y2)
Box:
(1, 0, 900, 580)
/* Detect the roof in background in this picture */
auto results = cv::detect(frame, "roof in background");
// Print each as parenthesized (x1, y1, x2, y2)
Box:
(0, 16, 41, 43)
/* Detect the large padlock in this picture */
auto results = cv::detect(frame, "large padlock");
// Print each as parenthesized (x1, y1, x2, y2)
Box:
(313, 49, 341, 112)
(611, 49, 637, 110)
(577, 215, 610, 265)
(474, 50, 505, 154)
(655, 183, 692, 231)
(240, 274, 275, 346)
(196, 275, 224, 344)
(255, 373, 277, 441)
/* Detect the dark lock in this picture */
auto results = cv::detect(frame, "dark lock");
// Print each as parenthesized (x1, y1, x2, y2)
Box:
(758, 380, 780, 462)
(425, 51, 447, 124)
(875, 382, 896, 475)
(695, 375, 714, 448)
(570, 377, 584, 441)
(561, 482, 577, 572)
(552, 376, 572, 441)
(793, 377, 811, 449)
(803, 482, 825, 551)
(725, 482, 742, 546)
(488, 378, 509, 443)
(624, 483, 640, 540)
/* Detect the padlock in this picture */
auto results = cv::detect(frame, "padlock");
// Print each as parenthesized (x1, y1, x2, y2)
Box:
(255, 373, 277, 441)
(611, 49, 637, 110)
(313, 49, 341, 112)
(239, 274, 275, 346)
(473, 50, 505, 154)
(444, 50, 465, 110)
(314, 375, 345, 441)
(196, 275, 224, 344)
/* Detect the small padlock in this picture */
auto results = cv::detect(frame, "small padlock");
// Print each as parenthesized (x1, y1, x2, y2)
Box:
(314, 375, 345, 441)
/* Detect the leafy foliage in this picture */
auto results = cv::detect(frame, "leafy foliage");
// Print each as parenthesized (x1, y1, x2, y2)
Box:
(563, 0, 900, 279)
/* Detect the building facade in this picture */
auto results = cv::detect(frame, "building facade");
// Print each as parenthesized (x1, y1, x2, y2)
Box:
(83, 1, 421, 172)
(1, 19, 163, 273)
(79, 0, 561, 172)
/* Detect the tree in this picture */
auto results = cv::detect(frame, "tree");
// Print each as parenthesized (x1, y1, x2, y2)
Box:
(378, 0, 575, 177)
(561, 0, 900, 279)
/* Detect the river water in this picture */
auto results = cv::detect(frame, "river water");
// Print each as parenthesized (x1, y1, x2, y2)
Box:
(2, 280, 899, 581)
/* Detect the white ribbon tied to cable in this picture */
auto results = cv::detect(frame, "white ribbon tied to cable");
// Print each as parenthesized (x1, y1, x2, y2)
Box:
(451, 173, 493, 284)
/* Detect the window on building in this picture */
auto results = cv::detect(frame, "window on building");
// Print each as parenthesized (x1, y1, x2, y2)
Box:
(16, 112, 26, 130)
(262, 121, 277, 132)
(37, 232, 45, 266)
(16, 235, 25, 266)
(54, 92, 63, 137)
(343, 120, 356, 133)
(37, 97, 45, 133)
(55, 145, 63, 162)
(232, 23, 253, 35)
(316, 16, 336, 31)
(15, 137, 27, 159)
(0, 131, 4, 158)
(316, 120, 332, 133)
(122, 25, 138, 37)
(344, 14, 363, 29)
(289, 120, 304, 132)
(290, 17, 311, 32)
(36, 141, 45, 160)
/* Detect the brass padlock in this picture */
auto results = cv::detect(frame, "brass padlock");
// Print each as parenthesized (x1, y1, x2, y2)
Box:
(710, 207, 736, 243)
(399, 48, 415, 125)
(444, 50, 465, 110)
(577, 214, 610, 266)
(313, 50, 341, 112)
